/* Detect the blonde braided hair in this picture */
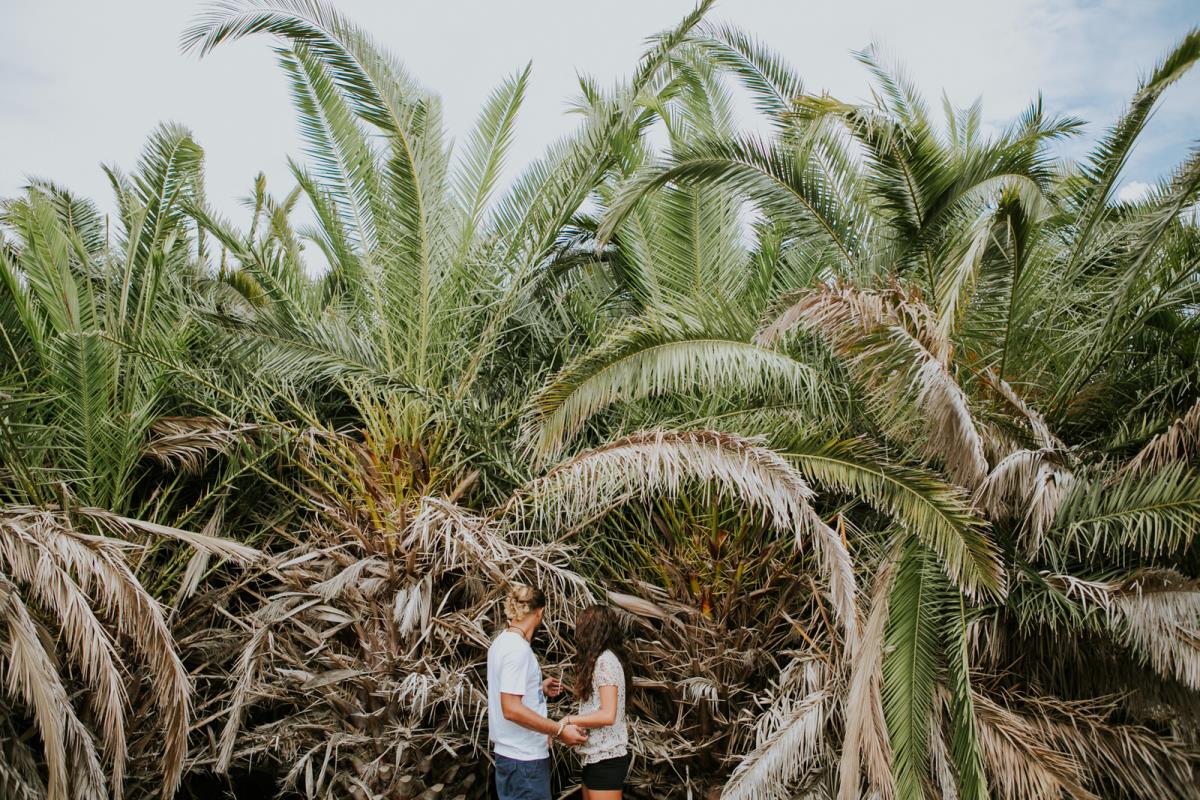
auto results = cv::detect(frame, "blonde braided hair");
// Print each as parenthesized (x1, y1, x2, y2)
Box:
(503, 583, 546, 623)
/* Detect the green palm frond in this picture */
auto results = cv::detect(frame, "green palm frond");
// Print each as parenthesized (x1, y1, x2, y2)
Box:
(786, 436, 1003, 599)
(692, 23, 804, 129)
(882, 542, 945, 800)
(1064, 27, 1200, 274)
(523, 316, 836, 462)
(1054, 462, 1200, 559)
(600, 134, 870, 274)
(277, 42, 380, 253)
(453, 64, 530, 254)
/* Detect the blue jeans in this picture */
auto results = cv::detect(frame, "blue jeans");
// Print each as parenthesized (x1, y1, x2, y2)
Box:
(494, 754, 551, 800)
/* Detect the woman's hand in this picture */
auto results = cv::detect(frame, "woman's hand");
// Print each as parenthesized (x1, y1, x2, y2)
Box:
(549, 716, 588, 747)
(542, 676, 564, 698)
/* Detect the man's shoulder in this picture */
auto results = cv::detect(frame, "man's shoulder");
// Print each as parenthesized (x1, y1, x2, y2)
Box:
(489, 631, 531, 657)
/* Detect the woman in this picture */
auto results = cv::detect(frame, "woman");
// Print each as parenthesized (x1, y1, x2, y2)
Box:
(557, 605, 631, 798)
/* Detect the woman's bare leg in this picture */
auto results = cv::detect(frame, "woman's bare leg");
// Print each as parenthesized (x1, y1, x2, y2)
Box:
(589, 791, 621, 800)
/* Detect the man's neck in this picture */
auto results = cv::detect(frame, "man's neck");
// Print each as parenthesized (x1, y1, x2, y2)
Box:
(507, 619, 536, 642)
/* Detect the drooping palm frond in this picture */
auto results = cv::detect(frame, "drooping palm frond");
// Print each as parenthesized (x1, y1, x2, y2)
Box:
(759, 284, 990, 488)
(1053, 462, 1200, 560)
(691, 23, 805, 129)
(787, 435, 1002, 599)
(944, 597, 989, 800)
(1125, 397, 1200, 473)
(140, 415, 259, 474)
(975, 449, 1074, 556)
(1108, 570, 1200, 690)
(505, 429, 857, 638)
(721, 661, 830, 800)
(973, 691, 1097, 800)
(521, 315, 836, 462)
(0, 507, 257, 800)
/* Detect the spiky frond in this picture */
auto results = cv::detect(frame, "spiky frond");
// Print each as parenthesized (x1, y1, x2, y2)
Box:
(522, 316, 836, 462)
(787, 436, 1002, 598)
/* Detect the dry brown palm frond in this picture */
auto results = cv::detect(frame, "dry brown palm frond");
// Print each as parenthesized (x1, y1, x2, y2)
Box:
(0, 573, 105, 800)
(0, 506, 256, 800)
(757, 285, 988, 488)
(1040, 568, 1200, 693)
(721, 659, 832, 800)
(985, 688, 1198, 800)
(142, 415, 260, 474)
(974, 449, 1074, 556)
(1109, 569, 1200, 691)
(0, 521, 129, 794)
(929, 688, 961, 800)
(73, 507, 262, 564)
(0, 717, 47, 800)
(1125, 398, 1200, 473)
(504, 429, 857, 643)
(976, 369, 1063, 452)
(837, 551, 896, 800)
(168, 506, 225, 619)
(973, 690, 1098, 800)
(757, 283, 951, 366)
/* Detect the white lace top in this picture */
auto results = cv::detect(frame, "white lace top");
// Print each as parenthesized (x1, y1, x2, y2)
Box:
(576, 649, 628, 765)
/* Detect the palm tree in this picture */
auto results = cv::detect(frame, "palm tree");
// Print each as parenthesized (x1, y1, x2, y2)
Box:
(590, 21, 1200, 800)
(0, 131, 261, 800)
(3, 2, 1199, 798)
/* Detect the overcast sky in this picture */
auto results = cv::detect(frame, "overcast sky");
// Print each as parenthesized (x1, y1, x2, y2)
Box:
(2, 0, 1198, 229)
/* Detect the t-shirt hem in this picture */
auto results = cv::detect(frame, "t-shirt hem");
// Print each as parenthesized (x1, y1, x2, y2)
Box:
(493, 743, 550, 761)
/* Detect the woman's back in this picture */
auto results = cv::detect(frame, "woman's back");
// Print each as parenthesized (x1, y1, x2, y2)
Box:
(576, 649, 627, 764)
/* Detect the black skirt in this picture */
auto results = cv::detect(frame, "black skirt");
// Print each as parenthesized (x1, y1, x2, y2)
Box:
(580, 753, 630, 791)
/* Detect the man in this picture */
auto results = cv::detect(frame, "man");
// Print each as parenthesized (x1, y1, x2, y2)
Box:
(488, 583, 587, 800)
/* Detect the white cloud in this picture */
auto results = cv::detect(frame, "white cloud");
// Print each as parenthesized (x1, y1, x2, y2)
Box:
(1117, 181, 1154, 203)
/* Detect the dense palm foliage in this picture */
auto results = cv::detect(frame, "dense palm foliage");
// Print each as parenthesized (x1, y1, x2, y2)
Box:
(2, 1, 1199, 798)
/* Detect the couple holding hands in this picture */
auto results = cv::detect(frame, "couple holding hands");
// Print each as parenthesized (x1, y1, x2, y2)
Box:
(486, 585, 631, 799)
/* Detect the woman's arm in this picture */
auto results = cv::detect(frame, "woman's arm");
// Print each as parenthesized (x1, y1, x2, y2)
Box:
(563, 684, 618, 728)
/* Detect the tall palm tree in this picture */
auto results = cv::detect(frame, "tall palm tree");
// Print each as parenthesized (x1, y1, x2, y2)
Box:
(590, 21, 1200, 800)
(0, 126, 265, 800)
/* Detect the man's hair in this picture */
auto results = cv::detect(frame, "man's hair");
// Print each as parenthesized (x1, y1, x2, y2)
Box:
(503, 583, 546, 623)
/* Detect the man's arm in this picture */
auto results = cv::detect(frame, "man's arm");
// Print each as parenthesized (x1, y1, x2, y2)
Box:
(499, 693, 587, 745)
(499, 692, 557, 735)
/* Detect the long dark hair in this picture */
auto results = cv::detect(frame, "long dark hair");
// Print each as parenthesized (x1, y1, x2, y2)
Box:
(572, 605, 631, 701)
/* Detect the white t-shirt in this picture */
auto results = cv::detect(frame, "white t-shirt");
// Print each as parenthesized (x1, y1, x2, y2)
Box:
(487, 630, 549, 760)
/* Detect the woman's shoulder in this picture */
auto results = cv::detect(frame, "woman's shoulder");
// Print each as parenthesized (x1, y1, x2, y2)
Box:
(594, 649, 624, 680)
(598, 648, 622, 663)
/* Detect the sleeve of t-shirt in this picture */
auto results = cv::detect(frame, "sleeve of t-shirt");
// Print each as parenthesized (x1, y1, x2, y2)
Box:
(497, 643, 530, 695)
(594, 651, 622, 687)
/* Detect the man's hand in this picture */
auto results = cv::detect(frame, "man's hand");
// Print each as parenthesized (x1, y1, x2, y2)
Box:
(542, 677, 563, 698)
(557, 723, 588, 747)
